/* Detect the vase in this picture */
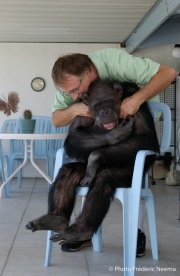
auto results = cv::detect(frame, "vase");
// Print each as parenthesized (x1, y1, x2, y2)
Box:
(20, 119, 36, 134)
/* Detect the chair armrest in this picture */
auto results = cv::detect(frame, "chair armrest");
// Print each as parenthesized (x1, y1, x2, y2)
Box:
(148, 102, 171, 153)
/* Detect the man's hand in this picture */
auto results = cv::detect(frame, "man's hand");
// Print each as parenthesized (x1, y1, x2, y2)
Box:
(52, 102, 92, 127)
(120, 65, 177, 119)
(120, 96, 140, 119)
(77, 102, 92, 118)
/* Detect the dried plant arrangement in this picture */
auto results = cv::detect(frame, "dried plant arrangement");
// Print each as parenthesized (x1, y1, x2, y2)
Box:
(0, 92, 20, 116)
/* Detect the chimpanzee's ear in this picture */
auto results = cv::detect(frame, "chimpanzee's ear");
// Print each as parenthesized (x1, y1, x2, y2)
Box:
(81, 92, 89, 106)
(113, 83, 123, 98)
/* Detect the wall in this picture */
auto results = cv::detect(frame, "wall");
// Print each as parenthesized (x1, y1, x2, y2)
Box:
(134, 44, 179, 69)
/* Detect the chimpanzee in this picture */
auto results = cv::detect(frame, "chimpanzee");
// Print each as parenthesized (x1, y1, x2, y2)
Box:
(26, 79, 159, 244)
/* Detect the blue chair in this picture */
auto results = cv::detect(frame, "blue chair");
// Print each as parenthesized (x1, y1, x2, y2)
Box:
(44, 102, 171, 275)
(1, 119, 19, 195)
(0, 140, 10, 197)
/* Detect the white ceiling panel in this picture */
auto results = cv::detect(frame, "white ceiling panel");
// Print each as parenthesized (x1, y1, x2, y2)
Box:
(0, 0, 158, 43)
(0, 0, 179, 53)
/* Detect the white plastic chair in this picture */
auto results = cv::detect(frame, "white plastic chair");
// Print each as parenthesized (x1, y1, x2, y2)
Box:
(44, 102, 171, 276)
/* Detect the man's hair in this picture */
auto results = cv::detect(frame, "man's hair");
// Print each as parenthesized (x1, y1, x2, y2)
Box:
(52, 53, 92, 87)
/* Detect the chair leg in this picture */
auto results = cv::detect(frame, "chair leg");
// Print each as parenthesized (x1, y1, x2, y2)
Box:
(142, 189, 158, 260)
(1, 156, 10, 197)
(47, 157, 54, 187)
(7, 158, 14, 193)
(48, 158, 54, 179)
(17, 159, 22, 188)
(92, 225, 102, 252)
(44, 230, 54, 266)
(122, 190, 140, 276)
(9, 159, 22, 189)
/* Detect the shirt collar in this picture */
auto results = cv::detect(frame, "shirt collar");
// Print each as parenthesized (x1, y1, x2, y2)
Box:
(88, 54, 109, 80)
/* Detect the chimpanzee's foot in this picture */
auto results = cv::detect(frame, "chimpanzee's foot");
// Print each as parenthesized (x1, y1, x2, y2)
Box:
(25, 214, 69, 232)
(50, 224, 93, 243)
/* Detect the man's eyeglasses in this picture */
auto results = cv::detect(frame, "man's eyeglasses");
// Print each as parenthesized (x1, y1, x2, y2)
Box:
(59, 78, 83, 96)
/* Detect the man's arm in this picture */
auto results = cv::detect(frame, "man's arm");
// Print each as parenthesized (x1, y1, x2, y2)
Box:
(120, 65, 177, 118)
(52, 102, 92, 127)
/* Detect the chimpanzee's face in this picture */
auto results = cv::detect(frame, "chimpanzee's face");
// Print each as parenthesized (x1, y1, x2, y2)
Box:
(82, 80, 123, 130)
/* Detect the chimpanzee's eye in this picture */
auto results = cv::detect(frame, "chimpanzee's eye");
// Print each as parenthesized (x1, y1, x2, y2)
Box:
(94, 99, 114, 111)
(94, 103, 101, 110)
(106, 100, 113, 104)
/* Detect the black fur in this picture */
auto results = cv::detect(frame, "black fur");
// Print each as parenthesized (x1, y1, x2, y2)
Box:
(26, 79, 159, 243)
(64, 80, 159, 186)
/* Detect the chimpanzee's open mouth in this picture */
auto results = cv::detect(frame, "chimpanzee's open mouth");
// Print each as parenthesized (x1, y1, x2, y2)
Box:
(103, 121, 116, 130)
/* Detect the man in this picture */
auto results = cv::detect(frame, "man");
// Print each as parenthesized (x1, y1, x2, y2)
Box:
(51, 48, 177, 256)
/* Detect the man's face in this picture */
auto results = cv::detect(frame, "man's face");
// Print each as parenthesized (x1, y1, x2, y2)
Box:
(59, 72, 92, 100)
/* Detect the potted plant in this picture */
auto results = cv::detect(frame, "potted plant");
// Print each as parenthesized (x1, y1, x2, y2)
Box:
(20, 109, 36, 133)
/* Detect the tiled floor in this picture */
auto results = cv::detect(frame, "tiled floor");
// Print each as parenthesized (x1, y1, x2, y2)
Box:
(0, 177, 180, 276)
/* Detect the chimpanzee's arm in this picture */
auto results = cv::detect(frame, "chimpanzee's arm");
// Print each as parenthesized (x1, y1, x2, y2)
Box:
(64, 117, 135, 160)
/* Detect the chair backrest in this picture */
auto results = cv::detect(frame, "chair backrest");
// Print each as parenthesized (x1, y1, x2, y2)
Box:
(1, 119, 17, 133)
(1, 119, 23, 155)
(50, 124, 69, 157)
(148, 102, 171, 153)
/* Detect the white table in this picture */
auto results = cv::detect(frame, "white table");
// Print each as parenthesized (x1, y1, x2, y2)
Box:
(0, 133, 67, 198)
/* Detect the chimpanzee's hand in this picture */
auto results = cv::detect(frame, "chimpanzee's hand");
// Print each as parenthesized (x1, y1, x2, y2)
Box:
(108, 116, 135, 145)
(70, 116, 94, 130)
(120, 96, 140, 118)
(119, 116, 135, 127)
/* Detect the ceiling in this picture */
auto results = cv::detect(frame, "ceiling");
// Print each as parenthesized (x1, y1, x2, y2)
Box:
(0, 0, 180, 53)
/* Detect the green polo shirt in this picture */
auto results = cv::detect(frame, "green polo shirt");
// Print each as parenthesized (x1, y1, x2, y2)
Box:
(51, 48, 160, 112)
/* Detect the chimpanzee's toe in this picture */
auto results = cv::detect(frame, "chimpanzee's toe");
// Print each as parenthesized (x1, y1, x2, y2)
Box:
(25, 221, 37, 232)
(50, 233, 65, 243)
(50, 225, 93, 244)
(80, 176, 91, 186)
(25, 214, 69, 232)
